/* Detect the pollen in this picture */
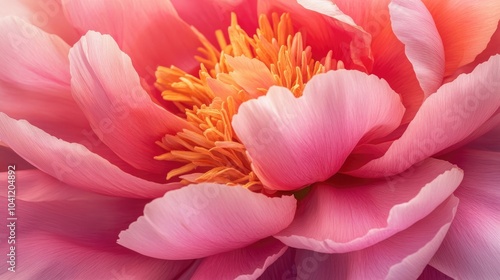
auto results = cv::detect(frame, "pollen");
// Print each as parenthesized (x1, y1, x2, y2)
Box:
(155, 13, 344, 189)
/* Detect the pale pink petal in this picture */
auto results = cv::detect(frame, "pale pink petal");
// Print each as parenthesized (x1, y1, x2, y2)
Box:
(0, 113, 181, 198)
(347, 55, 500, 177)
(118, 183, 296, 259)
(259, 0, 373, 71)
(317, 0, 424, 122)
(431, 149, 500, 279)
(62, 0, 201, 82)
(0, 0, 79, 44)
(421, 0, 500, 76)
(191, 238, 288, 279)
(291, 196, 458, 279)
(232, 70, 404, 191)
(69, 31, 191, 174)
(170, 0, 258, 44)
(389, 0, 445, 96)
(275, 158, 462, 253)
(0, 17, 89, 138)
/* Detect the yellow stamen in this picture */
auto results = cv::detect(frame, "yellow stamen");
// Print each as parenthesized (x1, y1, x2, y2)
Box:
(155, 13, 344, 188)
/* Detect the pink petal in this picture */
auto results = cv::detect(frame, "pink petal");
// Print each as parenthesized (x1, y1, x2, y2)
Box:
(465, 122, 500, 152)
(0, 17, 89, 139)
(118, 183, 296, 259)
(275, 158, 463, 253)
(431, 149, 500, 279)
(62, 0, 201, 81)
(0, 113, 181, 198)
(0, 146, 33, 171)
(418, 266, 453, 280)
(0, 233, 194, 279)
(258, 249, 295, 280)
(291, 195, 458, 279)
(421, 0, 500, 76)
(170, 0, 258, 45)
(321, 0, 425, 122)
(0, 0, 79, 44)
(389, 0, 445, 96)
(259, 0, 373, 71)
(190, 238, 288, 279)
(347, 55, 500, 177)
(69, 31, 191, 174)
(232, 70, 404, 191)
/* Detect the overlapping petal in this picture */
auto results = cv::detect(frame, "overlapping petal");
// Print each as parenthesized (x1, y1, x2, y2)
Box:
(347, 55, 500, 177)
(69, 31, 191, 174)
(191, 238, 288, 279)
(0, 113, 181, 198)
(62, 0, 201, 81)
(431, 149, 500, 279)
(289, 195, 458, 279)
(389, 0, 445, 97)
(118, 183, 296, 260)
(233, 70, 404, 191)
(274, 158, 463, 253)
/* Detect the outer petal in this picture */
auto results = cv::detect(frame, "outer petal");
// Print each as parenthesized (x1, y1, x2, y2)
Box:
(170, 0, 258, 45)
(0, 17, 89, 139)
(0, 169, 194, 279)
(0, 0, 79, 44)
(62, 0, 201, 81)
(69, 31, 191, 174)
(275, 158, 463, 253)
(118, 183, 296, 260)
(431, 149, 500, 279)
(421, 0, 500, 76)
(190, 238, 288, 280)
(389, 0, 445, 96)
(233, 70, 404, 191)
(347, 55, 500, 177)
(0, 113, 181, 198)
(289, 196, 458, 280)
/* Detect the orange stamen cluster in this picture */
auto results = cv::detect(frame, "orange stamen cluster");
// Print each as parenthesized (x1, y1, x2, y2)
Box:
(155, 13, 344, 188)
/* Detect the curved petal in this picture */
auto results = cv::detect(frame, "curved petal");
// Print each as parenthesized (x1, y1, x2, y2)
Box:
(170, 0, 258, 45)
(191, 238, 287, 280)
(118, 183, 296, 260)
(259, 0, 373, 71)
(290, 196, 458, 280)
(348, 55, 500, 177)
(389, 0, 445, 96)
(421, 0, 500, 76)
(275, 158, 463, 253)
(0, 17, 89, 138)
(0, 0, 79, 44)
(233, 70, 404, 191)
(69, 31, 191, 174)
(62, 0, 201, 81)
(0, 113, 181, 198)
(431, 149, 500, 279)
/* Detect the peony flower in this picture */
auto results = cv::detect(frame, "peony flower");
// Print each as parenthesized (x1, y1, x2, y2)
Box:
(1, 0, 499, 279)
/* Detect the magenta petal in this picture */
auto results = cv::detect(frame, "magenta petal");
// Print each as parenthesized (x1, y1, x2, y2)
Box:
(191, 238, 287, 279)
(69, 31, 190, 174)
(233, 70, 404, 191)
(118, 183, 296, 260)
(290, 196, 458, 279)
(431, 149, 500, 279)
(275, 158, 463, 253)
(0, 113, 181, 198)
(390, 0, 445, 96)
(348, 55, 500, 177)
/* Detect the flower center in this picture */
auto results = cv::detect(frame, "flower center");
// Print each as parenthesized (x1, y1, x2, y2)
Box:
(155, 13, 344, 190)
